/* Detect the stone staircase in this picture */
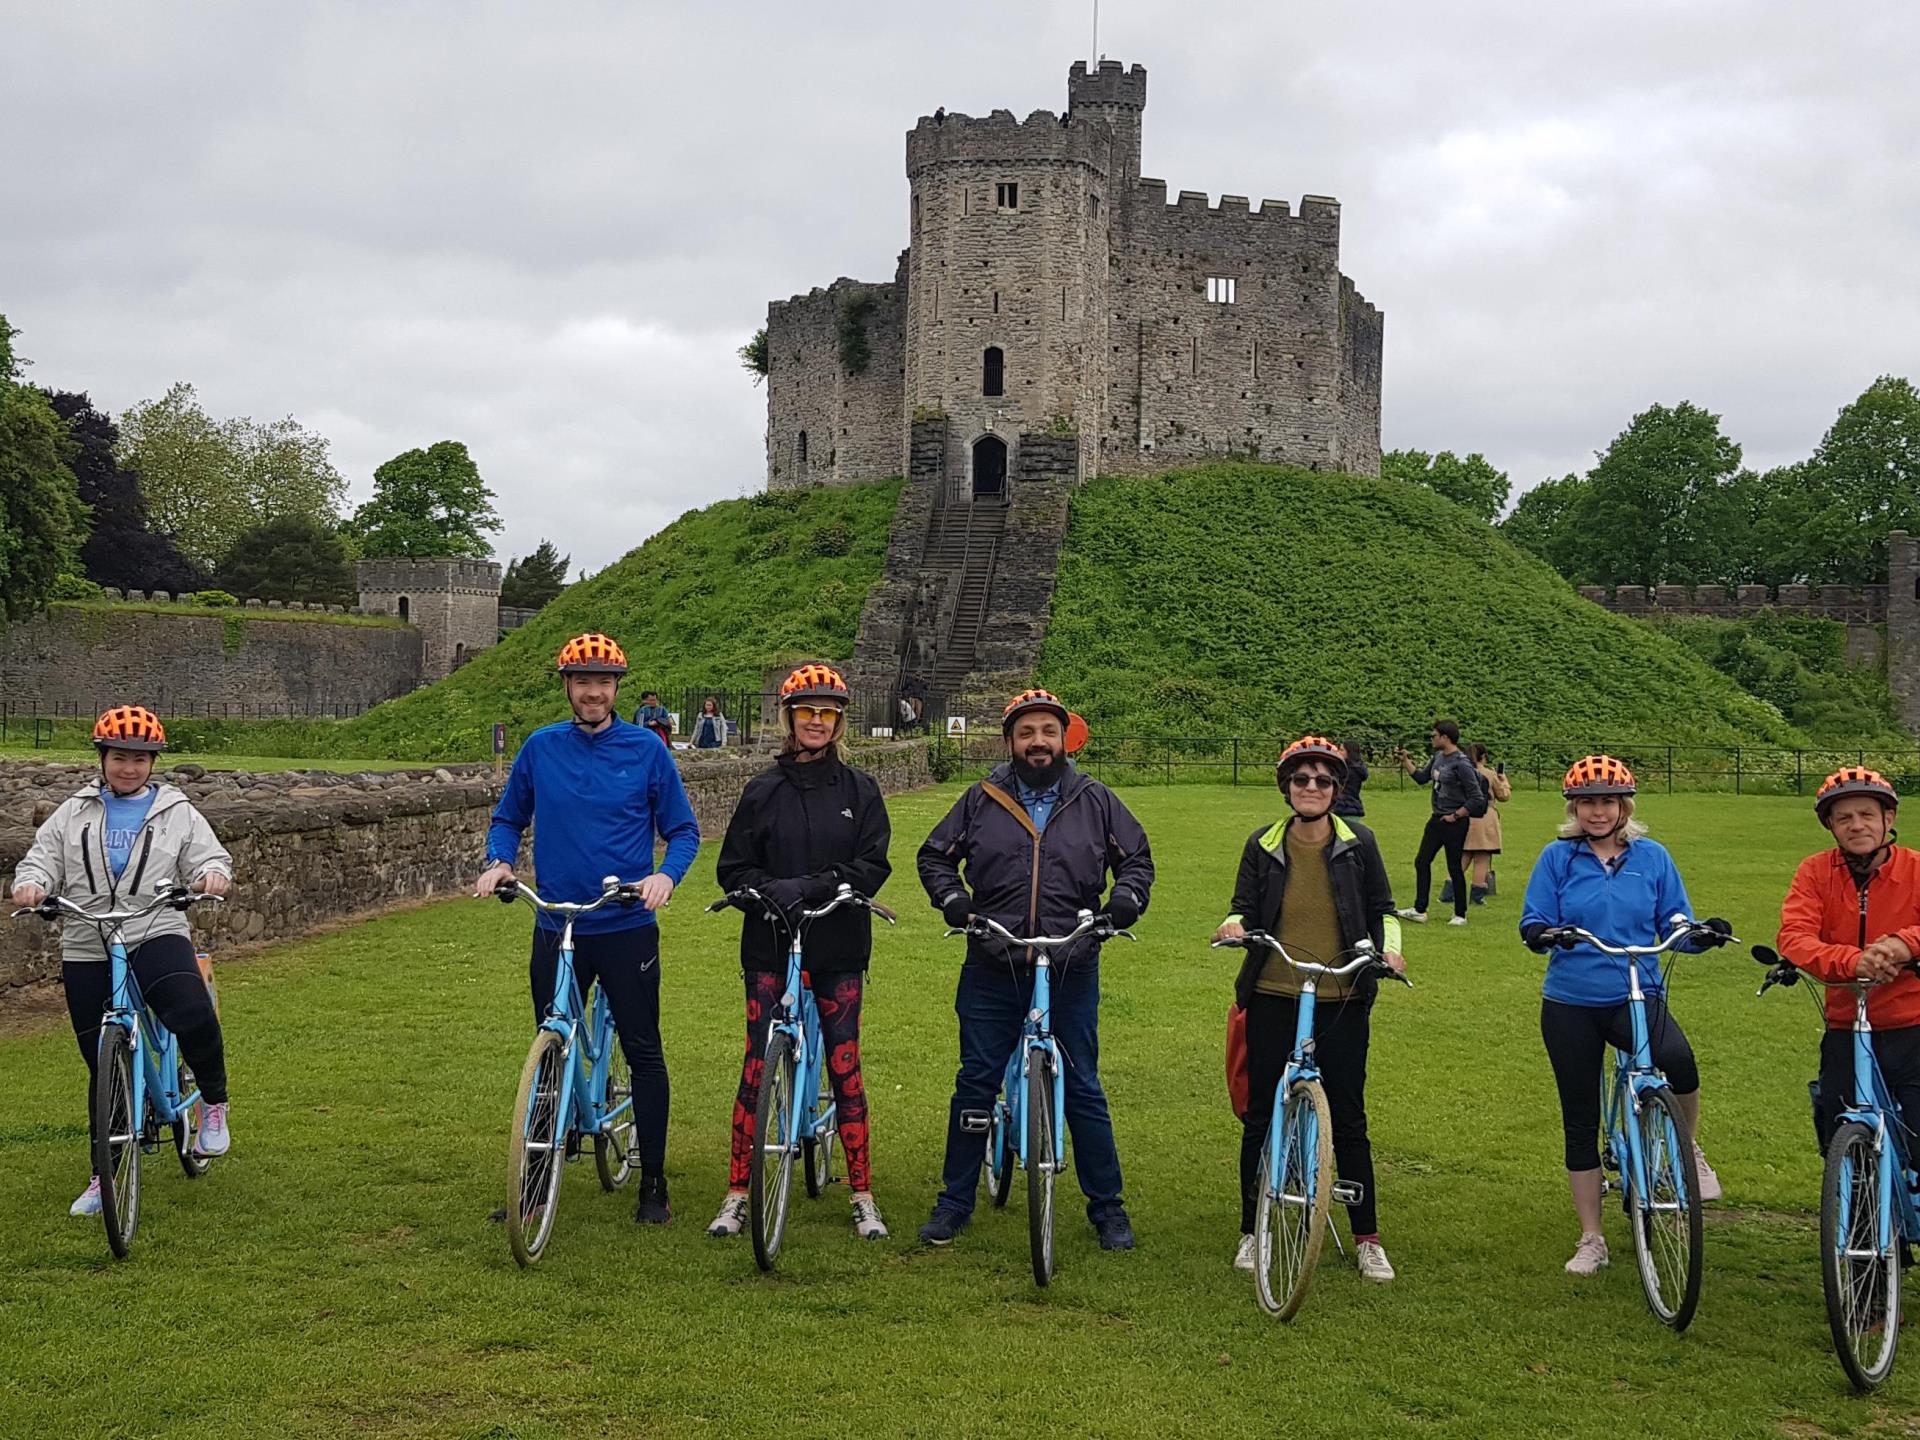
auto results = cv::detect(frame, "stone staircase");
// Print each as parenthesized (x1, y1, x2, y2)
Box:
(929, 502, 1006, 696)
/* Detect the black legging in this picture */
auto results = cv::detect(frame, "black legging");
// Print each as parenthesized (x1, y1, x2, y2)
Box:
(1412, 815, 1469, 918)
(63, 933, 228, 1126)
(1240, 988, 1378, 1236)
(530, 924, 670, 1176)
(730, 969, 871, 1190)
(1540, 995, 1698, 1171)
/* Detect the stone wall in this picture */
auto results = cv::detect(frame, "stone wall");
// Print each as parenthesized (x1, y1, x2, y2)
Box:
(356, 558, 502, 681)
(764, 271, 906, 490)
(974, 474, 1074, 677)
(0, 742, 935, 994)
(0, 605, 422, 715)
(847, 472, 943, 704)
(1578, 582, 1889, 622)
(1889, 531, 1920, 731)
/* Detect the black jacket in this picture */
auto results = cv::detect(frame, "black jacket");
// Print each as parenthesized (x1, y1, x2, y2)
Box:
(1224, 814, 1400, 1008)
(917, 762, 1154, 970)
(1413, 749, 1480, 817)
(715, 753, 892, 972)
(1331, 757, 1369, 817)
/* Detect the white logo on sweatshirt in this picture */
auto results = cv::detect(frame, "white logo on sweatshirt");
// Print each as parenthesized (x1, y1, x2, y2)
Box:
(841, 808, 854, 819)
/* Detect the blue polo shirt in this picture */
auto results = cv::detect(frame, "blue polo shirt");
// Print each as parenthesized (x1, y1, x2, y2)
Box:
(487, 718, 701, 934)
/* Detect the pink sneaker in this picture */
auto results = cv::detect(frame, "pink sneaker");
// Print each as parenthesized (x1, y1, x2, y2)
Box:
(70, 1176, 102, 1217)
(195, 1102, 231, 1157)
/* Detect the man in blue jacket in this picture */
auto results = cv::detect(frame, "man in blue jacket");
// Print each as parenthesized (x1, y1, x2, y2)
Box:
(916, 687, 1154, 1252)
(476, 632, 701, 1224)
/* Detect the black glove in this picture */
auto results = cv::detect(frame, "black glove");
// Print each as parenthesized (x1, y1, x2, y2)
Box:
(801, 872, 840, 904)
(1694, 917, 1733, 949)
(1521, 923, 1554, 953)
(760, 878, 807, 912)
(940, 892, 974, 928)
(1103, 888, 1142, 930)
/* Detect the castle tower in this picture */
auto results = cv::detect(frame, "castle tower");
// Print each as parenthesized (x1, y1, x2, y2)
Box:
(1066, 61, 1146, 233)
(356, 557, 502, 682)
(904, 103, 1114, 494)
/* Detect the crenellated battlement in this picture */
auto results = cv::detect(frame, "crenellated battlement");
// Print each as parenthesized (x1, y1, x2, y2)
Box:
(356, 558, 501, 595)
(907, 108, 1112, 175)
(1067, 59, 1148, 109)
(1581, 582, 1888, 622)
(1132, 178, 1338, 224)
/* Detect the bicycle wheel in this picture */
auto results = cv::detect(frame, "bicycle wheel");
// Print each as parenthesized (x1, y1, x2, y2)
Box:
(592, 1038, 634, 1192)
(750, 1031, 798, 1271)
(1026, 1047, 1057, 1287)
(1253, 1078, 1332, 1320)
(1626, 1086, 1703, 1330)
(1822, 1120, 1901, 1390)
(93, 1026, 141, 1259)
(173, 1058, 208, 1180)
(985, 1094, 1015, 1208)
(506, 1030, 568, 1267)
(804, 1069, 835, 1198)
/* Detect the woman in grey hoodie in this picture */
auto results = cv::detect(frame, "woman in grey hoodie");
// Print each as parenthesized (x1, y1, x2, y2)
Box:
(10, 706, 235, 1217)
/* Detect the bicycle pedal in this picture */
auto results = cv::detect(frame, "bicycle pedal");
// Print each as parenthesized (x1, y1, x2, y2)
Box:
(1331, 1180, 1365, 1206)
(958, 1109, 991, 1134)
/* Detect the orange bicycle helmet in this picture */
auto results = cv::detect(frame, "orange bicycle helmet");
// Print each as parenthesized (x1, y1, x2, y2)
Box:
(1815, 766, 1898, 822)
(555, 633, 628, 675)
(1276, 735, 1349, 787)
(92, 705, 167, 753)
(1002, 688, 1070, 734)
(779, 663, 849, 706)
(1562, 754, 1636, 798)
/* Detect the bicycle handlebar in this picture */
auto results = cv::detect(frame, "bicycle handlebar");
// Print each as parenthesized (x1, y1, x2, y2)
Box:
(1212, 931, 1411, 987)
(496, 875, 639, 916)
(1537, 915, 1737, 958)
(944, 909, 1134, 949)
(13, 883, 221, 927)
(707, 883, 897, 927)
(1751, 942, 1920, 997)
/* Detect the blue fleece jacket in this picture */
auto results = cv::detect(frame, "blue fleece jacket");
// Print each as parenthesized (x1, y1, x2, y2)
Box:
(486, 718, 701, 934)
(1519, 835, 1699, 1005)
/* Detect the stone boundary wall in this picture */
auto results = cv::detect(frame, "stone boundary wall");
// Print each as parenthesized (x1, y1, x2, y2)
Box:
(0, 742, 933, 994)
(1579, 583, 1888, 622)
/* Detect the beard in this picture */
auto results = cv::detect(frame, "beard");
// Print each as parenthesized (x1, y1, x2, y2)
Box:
(1011, 749, 1064, 788)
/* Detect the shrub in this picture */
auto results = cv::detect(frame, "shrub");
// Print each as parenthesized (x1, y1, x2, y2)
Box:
(192, 589, 239, 608)
(50, 573, 104, 601)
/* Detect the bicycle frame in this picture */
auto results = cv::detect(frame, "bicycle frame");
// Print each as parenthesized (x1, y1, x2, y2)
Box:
(1600, 951, 1679, 1221)
(1833, 991, 1920, 1273)
(102, 934, 200, 1144)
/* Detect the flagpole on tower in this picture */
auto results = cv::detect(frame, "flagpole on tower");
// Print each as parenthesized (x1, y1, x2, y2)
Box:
(1093, 0, 1099, 62)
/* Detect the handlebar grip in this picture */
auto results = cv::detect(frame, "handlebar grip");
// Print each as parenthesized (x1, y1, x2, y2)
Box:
(495, 885, 519, 904)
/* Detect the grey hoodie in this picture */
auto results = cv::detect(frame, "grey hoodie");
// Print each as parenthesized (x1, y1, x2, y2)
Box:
(13, 781, 234, 963)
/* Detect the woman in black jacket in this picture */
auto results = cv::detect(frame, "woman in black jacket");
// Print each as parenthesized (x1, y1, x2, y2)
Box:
(711, 664, 893, 1240)
(1214, 736, 1407, 1282)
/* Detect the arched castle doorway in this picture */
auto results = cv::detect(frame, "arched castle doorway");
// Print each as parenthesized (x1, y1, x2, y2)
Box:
(971, 435, 1007, 499)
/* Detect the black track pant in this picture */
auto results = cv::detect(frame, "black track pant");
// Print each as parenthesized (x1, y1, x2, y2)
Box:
(1240, 989, 1378, 1236)
(530, 924, 669, 1175)
(64, 934, 229, 1144)
(1816, 1024, 1920, 1155)
(1540, 996, 1698, 1172)
(1412, 815, 1469, 918)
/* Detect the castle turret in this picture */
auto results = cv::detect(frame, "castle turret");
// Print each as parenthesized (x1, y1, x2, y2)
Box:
(1067, 60, 1146, 232)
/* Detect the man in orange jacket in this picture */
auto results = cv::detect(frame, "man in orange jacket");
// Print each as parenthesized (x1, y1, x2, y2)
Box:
(1777, 767, 1920, 1147)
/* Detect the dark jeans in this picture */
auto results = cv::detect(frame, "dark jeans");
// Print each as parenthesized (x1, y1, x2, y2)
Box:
(530, 924, 669, 1175)
(1540, 996, 1699, 1172)
(1240, 989, 1378, 1236)
(1816, 1024, 1920, 1155)
(937, 959, 1125, 1223)
(1413, 815, 1469, 917)
(64, 934, 228, 1119)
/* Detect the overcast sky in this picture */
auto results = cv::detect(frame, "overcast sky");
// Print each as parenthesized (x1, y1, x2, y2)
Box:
(5, 1, 1915, 570)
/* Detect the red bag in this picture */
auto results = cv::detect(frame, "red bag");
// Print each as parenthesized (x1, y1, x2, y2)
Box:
(1226, 1002, 1250, 1120)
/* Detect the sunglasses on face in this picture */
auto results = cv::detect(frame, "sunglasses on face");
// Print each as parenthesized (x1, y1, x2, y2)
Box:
(790, 705, 844, 725)
(1289, 774, 1337, 791)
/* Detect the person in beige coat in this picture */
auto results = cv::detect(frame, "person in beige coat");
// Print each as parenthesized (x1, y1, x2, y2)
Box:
(1462, 742, 1512, 904)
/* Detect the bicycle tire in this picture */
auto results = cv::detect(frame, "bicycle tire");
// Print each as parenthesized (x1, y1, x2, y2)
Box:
(173, 1057, 208, 1179)
(1822, 1120, 1901, 1390)
(1254, 1078, 1332, 1320)
(592, 1037, 635, 1192)
(1627, 1085, 1703, 1330)
(804, 1069, 835, 1198)
(506, 1029, 568, 1268)
(985, 1095, 1014, 1208)
(93, 1025, 140, 1259)
(750, 1031, 798, 1271)
(1027, 1046, 1057, 1287)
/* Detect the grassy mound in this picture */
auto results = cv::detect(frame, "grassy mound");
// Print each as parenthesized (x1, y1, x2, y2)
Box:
(1037, 464, 1798, 747)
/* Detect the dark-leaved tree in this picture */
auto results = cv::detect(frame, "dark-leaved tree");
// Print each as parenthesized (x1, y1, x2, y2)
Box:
(41, 390, 202, 594)
(214, 515, 356, 606)
(499, 538, 570, 609)
(0, 317, 90, 619)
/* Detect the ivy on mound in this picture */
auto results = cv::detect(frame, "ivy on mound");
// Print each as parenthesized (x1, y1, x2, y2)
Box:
(339, 480, 903, 760)
(1036, 464, 1797, 747)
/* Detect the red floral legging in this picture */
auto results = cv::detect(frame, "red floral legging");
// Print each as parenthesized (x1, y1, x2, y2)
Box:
(730, 970, 870, 1191)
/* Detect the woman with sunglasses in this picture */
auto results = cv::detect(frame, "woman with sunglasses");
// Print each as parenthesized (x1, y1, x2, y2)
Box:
(710, 664, 894, 1240)
(1213, 736, 1407, 1281)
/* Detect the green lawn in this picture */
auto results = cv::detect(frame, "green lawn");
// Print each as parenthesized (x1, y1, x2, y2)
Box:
(0, 785, 1910, 1438)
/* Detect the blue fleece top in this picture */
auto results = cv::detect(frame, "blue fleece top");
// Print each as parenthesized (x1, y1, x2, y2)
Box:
(1519, 835, 1699, 1004)
(486, 718, 702, 933)
(101, 786, 157, 878)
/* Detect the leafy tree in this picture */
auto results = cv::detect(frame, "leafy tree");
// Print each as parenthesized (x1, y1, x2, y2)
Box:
(740, 327, 769, 382)
(41, 390, 202, 594)
(1567, 402, 1743, 586)
(1499, 473, 1590, 578)
(116, 382, 345, 569)
(1381, 448, 1511, 522)
(500, 538, 570, 609)
(0, 316, 90, 619)
(1798, 376, 1920, 584)
(214, 515, 355, 606)
(347, 440, 501, 558)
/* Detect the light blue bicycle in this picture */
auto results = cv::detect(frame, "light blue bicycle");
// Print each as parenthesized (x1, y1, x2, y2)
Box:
(496, 876, 640, 1267)
(17, 883, 222, 1259)
(710, 883, 895, 1271)
(951, 910, 1130, 1288)
(1210, 932, 1407, 1318)
(1757, 943, 1920, 1389)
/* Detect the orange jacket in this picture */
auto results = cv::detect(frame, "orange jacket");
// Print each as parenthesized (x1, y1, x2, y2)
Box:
(1777, 845, 1920, 1031)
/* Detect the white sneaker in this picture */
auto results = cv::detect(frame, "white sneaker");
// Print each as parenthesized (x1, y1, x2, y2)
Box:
(70, 1176, 102, 1217)
(1447, 915, 1468, 927)
(1565, 1231, 1609, 1275)
(194, 1101, 230, 1157)
(1692, 1142, 1723, 1203)
(1233, 1233, 1256, 1271)
(851, 1192, 889, 1240)
(1396, 908, 1428, 923)
(1356, 1239, 1396, 1282)
(707, 1191, 749, 1237)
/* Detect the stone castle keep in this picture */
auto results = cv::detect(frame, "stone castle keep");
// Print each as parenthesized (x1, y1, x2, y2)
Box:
(765, 59, 1383, 495)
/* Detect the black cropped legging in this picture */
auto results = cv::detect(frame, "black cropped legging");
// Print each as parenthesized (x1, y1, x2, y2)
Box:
(63, 934, 229, 1123)
(1540, 995, 1698, 1172)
